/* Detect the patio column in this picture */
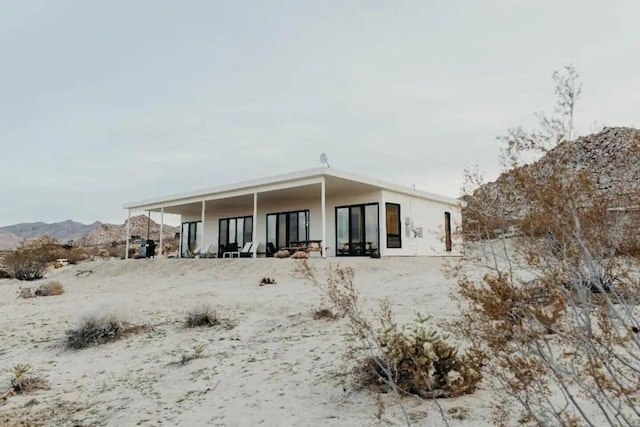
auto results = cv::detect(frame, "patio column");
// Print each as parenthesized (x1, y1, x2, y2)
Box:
(321, 177, 326, 258)
(252, 192, 258, 258)
(125, 210, 131, 259)
(201, 200, 206, 251)
(159, 207, 164, 257)
(178, 217, 183, 258)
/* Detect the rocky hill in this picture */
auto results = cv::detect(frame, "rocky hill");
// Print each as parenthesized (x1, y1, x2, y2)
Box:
(76, 215, 178, 246)
(0, 220, 103, 242)
(0, 231, 21, 251)
(469, 127, 640, 219)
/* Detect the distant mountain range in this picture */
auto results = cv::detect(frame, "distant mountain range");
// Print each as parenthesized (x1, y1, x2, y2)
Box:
(0, 220, 104, 242)
(0, 217, 178, 250)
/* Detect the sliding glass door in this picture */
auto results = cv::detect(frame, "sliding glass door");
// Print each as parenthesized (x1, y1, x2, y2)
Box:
(219, 216, 253, 255)
(181, 221, 201, 257)
(266, 210, 309, 253)
(336, 203, 379, 256)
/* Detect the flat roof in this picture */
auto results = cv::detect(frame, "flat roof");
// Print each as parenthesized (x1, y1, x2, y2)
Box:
(123, 167, 460, 210)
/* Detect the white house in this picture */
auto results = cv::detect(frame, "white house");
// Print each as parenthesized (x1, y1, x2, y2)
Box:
(122, 168, 462, 258)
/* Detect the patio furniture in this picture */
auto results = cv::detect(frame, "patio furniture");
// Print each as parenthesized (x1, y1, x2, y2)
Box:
(239, 242, 259, 257)
(224, 242, 252, 258)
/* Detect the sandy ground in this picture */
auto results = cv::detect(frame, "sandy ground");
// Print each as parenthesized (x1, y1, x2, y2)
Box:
(0, 257, 495, 426)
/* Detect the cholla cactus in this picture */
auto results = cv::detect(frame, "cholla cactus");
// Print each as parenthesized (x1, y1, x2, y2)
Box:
(375, 313, 480, 396)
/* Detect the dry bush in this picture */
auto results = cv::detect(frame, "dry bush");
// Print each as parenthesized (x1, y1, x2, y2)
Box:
(1, 364, 49, 401)
(185, 304, 235, 329)
(312, 307, 339, 320)
(456, 66, 640, 426)
(35, 281, 65, 297)
(174, 344, 206, 366)
(66, 312, 149, 349)
(17, 287, 35, 299)
(298, 261, 482, 425)
(4, 248, 49, 281)
(0, 267, 11, 279)
(64, 247, 89, 265)
(359, 305, 482, 399)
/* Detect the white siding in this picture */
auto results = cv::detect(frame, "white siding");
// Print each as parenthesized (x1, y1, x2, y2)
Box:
(380, 190, 462, 256)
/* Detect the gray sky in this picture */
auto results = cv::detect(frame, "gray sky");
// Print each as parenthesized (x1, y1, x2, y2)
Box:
(1, 0, 639, 226)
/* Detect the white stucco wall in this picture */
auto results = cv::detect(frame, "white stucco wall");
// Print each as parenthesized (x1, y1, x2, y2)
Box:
(380, 190, 462, 256)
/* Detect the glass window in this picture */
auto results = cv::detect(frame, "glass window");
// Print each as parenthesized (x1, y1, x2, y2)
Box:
(365, 204, 379, 250)
(266, 210, 310, 250)
(244, 217, 253, 244)
(236, 218, 244, 245)
(386, 203, 401, 248)
(337, 208, 349, 254)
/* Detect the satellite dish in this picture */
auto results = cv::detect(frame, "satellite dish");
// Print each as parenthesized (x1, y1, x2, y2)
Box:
(320, 153, 331, 168)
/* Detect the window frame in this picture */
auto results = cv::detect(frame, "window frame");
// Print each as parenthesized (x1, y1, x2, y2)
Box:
(265, 209, 310, 250)
(385, 202, 402, 249)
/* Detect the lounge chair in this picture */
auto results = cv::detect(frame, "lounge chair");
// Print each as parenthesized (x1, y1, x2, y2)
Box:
(240, 242, 259, 257)
(200, 244, 216, 258)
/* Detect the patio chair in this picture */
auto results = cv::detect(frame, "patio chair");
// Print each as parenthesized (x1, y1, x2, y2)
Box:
(266, 242, 277, 257)
(224, 242, 252, 258)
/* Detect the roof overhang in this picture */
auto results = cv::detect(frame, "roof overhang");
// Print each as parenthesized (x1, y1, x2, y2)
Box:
(123, 167, 461, 212)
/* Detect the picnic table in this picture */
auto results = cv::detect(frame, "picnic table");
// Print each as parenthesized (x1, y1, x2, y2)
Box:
(283, 240, 323, 256)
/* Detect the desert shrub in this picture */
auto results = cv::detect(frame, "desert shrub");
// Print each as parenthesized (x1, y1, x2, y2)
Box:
(4, 247, 49, 281)
(35, 281, 65, 297)
(312, 307, 339, 320)
(65, 248, 89, 265)
(97, 248, 110, 259)
(0, 267, 11, 279)
(4, 364, 49, 398)
(17, 287, 35, 299)
(185, 304, 235, 329)
(298, 261, 482, 425)
(456, 66, 640, 426)
(174, 344, 206, 366)
(362, 308, 482, 398)
(66, 312, 148, 349)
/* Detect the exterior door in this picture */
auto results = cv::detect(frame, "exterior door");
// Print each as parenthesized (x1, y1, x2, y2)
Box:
(336, 203, 379, 256)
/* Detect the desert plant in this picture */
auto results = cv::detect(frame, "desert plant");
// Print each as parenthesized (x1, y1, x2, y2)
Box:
(35, 281, 64, 297)
(185, 304, 235, 329)
(0, 267, 11, 279)
(4, 247, 49, 281)
(312, 307, 339, 320)
(66, 312, 148, 349)
(177, 344, 207, 365)
(298, 261, 482, 425)
(4, 364, 49, 397)
(455, 66, 640, 426)
(17, 287, 35, 299)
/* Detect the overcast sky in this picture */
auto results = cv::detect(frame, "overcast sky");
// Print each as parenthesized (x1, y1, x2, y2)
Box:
(1, 0, 638, 226)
